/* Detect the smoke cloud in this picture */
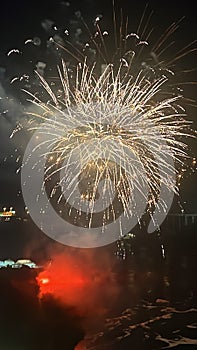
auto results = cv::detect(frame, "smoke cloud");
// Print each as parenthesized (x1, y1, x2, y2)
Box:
(37, 245, 121, 325)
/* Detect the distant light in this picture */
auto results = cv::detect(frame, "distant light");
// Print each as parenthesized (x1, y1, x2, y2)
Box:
(41, 278, 50, 284)
(0, 209, 16, 217)
(161, 244, 165, 259)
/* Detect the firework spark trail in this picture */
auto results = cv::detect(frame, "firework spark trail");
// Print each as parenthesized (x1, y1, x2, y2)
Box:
(21, 56, 193, 240)
(20, 8, 196, 246)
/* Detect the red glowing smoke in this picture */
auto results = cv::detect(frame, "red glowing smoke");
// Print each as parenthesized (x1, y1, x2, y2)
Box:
(37, 248, 120, 317)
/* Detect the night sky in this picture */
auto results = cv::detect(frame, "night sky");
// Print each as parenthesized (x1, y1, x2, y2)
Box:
(0, 0, 196, 212)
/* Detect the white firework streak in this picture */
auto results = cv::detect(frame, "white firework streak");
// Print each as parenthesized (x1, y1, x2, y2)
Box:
(21, 61, 192, 247)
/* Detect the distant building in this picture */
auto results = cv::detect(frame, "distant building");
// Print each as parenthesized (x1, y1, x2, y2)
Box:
(0, 259, 15, 268)
(0, 207, 16, 222)
(0, 206, 30, 222)
(0, 259, 40, 269)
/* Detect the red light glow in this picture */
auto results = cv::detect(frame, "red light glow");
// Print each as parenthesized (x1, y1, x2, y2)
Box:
(36, 250, 119, 317)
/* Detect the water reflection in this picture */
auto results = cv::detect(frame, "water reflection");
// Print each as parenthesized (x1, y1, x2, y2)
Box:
(78, 231, 197, 349)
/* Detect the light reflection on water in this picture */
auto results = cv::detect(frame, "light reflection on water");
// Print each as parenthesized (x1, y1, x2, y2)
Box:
(77, 237, 197, 350)
(80, 301, 197, 349)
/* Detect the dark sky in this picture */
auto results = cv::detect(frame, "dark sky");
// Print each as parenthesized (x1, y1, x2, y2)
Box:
(0, 0, 196, 49)
(0, 0, 196, 212)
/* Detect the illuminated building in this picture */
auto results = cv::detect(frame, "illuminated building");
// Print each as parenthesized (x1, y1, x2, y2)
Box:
(0, 259, 40, 269)
(0, 207, 16, 221)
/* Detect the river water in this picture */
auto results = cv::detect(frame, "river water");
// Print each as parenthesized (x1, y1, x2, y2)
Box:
(76, 232, 197, 349)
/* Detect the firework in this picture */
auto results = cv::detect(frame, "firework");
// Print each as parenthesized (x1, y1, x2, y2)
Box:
(21, 10, 195, 247)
